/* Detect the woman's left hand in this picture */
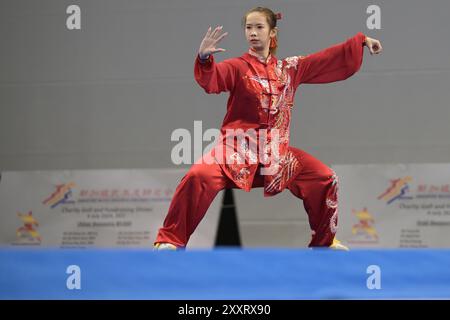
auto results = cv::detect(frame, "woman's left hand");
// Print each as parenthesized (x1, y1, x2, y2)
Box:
(364, 36, 383, 55)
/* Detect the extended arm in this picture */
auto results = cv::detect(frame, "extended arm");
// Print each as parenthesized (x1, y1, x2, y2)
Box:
(292, 32, 381, 87)
(194, 25, 235, 94)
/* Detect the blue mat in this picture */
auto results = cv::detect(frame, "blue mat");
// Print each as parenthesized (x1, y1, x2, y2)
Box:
(1, 248, 450, 299)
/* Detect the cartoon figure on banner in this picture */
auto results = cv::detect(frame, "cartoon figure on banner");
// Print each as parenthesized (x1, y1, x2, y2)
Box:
(351, 207, 378, 240)
(16, 211, 42, 243)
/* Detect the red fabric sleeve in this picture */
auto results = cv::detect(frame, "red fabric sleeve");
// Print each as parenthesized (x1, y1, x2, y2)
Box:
(293, 32, 366, 87)
(194, 54, 236, 94)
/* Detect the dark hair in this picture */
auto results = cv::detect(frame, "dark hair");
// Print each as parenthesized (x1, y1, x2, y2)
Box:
(242, 7, 279, 55)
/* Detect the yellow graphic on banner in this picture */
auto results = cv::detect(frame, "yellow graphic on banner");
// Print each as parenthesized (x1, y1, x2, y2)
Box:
(16, 211, 41, 243)
(351, 207, 378, 240)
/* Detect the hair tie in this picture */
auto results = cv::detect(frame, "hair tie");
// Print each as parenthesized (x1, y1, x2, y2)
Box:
(275, 12, 283, 20)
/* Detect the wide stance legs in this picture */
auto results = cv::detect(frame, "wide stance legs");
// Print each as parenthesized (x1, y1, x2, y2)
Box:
(155, 147, 341, 248)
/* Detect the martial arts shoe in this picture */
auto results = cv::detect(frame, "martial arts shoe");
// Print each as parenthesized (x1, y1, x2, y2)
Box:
(153, 242, 178, 250)
(329, 238, 349, 251)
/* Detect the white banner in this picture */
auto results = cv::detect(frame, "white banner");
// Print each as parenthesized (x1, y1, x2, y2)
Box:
(0, 169, 221, 248)
(333, 163, 450, 248)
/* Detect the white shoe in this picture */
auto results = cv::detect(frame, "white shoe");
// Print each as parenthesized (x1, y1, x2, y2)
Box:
(329, 238, 349, 251)
(154, 242, 178, 250)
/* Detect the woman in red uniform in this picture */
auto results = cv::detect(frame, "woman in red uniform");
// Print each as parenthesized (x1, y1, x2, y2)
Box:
(154, 7, 382, 250)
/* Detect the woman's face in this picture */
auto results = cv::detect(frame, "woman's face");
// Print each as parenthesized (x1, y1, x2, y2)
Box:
(245, 12, 277, 52)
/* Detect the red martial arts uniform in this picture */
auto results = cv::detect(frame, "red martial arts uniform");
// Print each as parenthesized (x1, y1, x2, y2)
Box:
(155, 32, 366, 248)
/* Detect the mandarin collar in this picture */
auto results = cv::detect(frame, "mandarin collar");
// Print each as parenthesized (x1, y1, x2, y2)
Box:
(244, 48, 277, 65)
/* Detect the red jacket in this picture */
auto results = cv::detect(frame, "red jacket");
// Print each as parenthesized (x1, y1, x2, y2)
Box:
(194, 32, 366, 197)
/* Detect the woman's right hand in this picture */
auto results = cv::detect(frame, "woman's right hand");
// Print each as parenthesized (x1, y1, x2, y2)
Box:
(198, 25, 228, 59)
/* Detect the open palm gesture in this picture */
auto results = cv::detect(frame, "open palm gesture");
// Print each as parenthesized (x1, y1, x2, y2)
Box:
(198, 25, 228, 59)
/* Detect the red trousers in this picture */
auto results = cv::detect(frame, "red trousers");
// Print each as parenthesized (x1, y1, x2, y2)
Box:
(155, 146, 339, 248)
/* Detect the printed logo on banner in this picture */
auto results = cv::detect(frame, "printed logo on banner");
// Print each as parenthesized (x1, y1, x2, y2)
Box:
(14, 211, 42, 245)
(43, 182, 174, 206)
(43, 182, 76, 208)
(348, 207, 379, 244)
(416, 183, 450, 197)
(377, 176, 414, 204)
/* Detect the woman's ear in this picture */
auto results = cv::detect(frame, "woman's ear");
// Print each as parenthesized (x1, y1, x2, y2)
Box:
(271, 27, 278, 38)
